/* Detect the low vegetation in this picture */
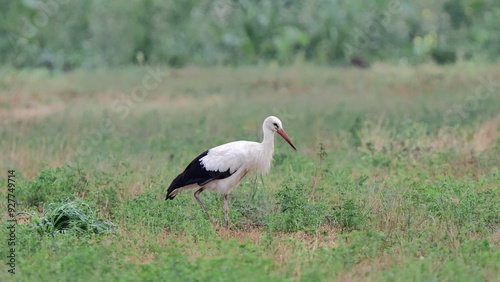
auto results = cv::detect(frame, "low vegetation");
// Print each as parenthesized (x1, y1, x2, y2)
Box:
(0, 64, 499, 281)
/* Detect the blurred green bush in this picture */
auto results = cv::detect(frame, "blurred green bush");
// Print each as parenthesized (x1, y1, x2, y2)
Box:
(1, 0, 499, 69)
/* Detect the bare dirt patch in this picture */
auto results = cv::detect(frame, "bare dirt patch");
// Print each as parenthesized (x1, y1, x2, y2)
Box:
(0, 102, 64, 121)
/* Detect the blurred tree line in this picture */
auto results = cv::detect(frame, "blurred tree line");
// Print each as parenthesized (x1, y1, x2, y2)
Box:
(0, 0, 499, 69)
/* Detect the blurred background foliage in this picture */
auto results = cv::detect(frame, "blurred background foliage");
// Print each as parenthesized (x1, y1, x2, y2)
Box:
(0, 0, 499, 69)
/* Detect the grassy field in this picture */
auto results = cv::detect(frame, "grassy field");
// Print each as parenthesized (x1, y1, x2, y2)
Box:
(1, 63, 499, 281)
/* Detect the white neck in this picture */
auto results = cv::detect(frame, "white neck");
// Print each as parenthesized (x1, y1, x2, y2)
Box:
(255, 126, 275, 174)
(262, 126, 275, 146)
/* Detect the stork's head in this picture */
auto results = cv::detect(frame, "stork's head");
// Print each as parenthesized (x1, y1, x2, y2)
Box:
(264, 116, 297, 151)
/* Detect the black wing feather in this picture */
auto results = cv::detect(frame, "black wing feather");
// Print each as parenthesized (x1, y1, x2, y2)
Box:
(166, 150, 233, 200)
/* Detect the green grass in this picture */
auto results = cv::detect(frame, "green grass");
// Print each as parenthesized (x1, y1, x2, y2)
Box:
(1, 63, 499, 281)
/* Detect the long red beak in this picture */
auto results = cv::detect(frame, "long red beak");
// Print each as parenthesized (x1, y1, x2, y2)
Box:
(277, 129, 297, 151)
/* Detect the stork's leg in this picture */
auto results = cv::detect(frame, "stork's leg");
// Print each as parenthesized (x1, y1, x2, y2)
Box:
(223, 194, 229, 229)
(194, 188, 217, 228)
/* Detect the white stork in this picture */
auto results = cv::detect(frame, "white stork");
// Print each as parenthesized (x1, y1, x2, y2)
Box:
(166, 116, 297, 229)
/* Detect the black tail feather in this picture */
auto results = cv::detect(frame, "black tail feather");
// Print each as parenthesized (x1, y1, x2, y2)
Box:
(165, 150, 234, 200)
(166, 173, 184, 200)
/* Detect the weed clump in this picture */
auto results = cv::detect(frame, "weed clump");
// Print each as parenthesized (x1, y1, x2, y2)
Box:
(28, 200, 115, 236)
(330, 199, 369, 232)
(266, 180, 328, 233)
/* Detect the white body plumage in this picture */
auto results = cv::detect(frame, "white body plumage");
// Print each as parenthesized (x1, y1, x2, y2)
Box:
(200, 139, 274, 195)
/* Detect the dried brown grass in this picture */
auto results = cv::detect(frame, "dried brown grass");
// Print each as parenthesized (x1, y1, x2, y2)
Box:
(0, 102, 65, 121)
(359, 115, 499, 156)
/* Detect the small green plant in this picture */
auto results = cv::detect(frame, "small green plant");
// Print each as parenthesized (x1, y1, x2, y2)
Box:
(28, 200, 115, 236)
(349, 117, 363, 147)
(266, 180, 328, 233)
(330, 198, 368, 231)
(311, 142, 328, 199)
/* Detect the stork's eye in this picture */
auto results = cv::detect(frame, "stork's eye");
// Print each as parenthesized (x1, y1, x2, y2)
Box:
(273, 122, 279, 129)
